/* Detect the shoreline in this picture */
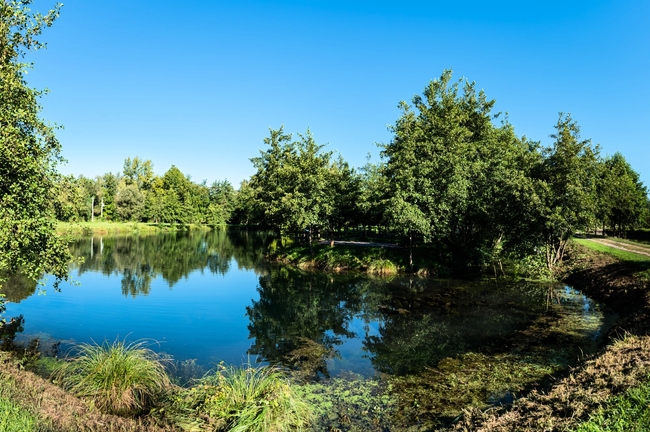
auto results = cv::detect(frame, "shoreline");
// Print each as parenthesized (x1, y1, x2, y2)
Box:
(2, 239, 650, 430)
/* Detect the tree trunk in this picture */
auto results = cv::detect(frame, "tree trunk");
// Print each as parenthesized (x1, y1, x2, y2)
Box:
(309, 226, 314, 257)
(409, 232, 413, 273)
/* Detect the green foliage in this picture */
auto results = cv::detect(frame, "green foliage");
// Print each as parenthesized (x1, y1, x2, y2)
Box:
(52, 339, 172, 417)
(0, 395, 40, 432)
(250, 127, 336, 238)
(536, 113, 600, 271)
(115, 183, 145, 221)
(0, 0, 70, 287)
(596, 152, 649, 236)
(381, 69, 540, 271)
(163, 362, 313, 432)
(573, 376, 650, 431)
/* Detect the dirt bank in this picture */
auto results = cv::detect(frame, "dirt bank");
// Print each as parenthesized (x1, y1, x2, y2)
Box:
(0, 352, 172, 432)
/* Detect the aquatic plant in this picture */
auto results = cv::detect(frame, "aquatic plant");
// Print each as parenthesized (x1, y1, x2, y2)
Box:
(165, 362, 313, 431)
(52, 339, 172, 416)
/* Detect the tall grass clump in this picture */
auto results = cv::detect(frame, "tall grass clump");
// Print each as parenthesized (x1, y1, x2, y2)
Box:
(52, 339, 172, 417)
(166, 362, 313, 431)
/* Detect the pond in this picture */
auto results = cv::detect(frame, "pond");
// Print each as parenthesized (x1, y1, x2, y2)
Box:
(0, 229, 618, 426)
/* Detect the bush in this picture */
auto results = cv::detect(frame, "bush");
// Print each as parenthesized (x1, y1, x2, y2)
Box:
(52, 339, 172, 416)
(165, 362, 313, 431)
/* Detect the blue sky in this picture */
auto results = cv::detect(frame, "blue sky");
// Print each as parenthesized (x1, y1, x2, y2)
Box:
(26, 0, 650, 187)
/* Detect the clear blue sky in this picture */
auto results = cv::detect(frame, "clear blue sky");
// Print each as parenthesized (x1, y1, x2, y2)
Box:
(26, 0, 650, 188)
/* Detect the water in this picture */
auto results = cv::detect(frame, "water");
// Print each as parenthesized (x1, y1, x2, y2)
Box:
(1, 229, 616, 381)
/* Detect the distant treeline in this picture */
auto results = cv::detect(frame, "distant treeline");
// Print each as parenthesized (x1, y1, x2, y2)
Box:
(55, 70, 650, 273)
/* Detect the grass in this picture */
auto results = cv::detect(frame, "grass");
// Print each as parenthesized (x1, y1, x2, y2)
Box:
(0, 395, 41, 432)
(573, 238, 650, 264)
(272, 243, 404, 275)
(573, 376, 650, 431)
(52, 339, 172, 417)
(162, 362, 314, 432)
(56, 221, 211, 236)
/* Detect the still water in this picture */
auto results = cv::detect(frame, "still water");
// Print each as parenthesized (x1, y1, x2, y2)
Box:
(1, 229, 616, 380)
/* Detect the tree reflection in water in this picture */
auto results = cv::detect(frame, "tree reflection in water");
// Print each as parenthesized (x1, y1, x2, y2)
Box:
(67, 229, 274, 297)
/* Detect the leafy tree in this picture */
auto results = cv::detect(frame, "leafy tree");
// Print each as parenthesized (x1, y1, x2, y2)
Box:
(536, 113, 599, 271)
(0, 1, 70, 287)
(123, 156, 154, 191)
(207, 180, 236, 225)
(321, 156, 360, 246)
(596, 153, 648, 236)
(100, 172, 119, 221)
(250, 127, 335, 253)
(357, 160, 389, 232)
(231, 180, 260, 225)
(115, 182, 144, 221)
(381, 70, 499, 270)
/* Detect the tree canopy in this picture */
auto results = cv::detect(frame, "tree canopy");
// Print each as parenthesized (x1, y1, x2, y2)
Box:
(0, 1, 70, 287)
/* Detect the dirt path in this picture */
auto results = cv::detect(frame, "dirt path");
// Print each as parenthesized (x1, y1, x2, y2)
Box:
(583, 237, 650, 258)
(316, 240, 401, 248)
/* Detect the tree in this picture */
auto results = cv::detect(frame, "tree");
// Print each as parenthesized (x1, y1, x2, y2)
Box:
(0, 1, 70, 288)
(250, 127, 335, 254)
(115, 182, 144, 221)
(123, 157, 154, 191)
(207, 180, 236, 226)
(596, 153, 648, 236)
(381, 70, 499, 270)
(536, 113, 599, 271)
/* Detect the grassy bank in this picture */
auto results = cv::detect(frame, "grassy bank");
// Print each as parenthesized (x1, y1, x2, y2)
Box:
(270, 242, 404, 275)
(56, 221, 214, 236)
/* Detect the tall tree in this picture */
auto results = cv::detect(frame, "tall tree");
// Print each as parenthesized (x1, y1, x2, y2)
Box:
(381, 70, 499, 270)
(250, 127, 335, 253)
(537, 113, 599, 271)
(596, 153, 648, 236)
(0, 1, 70, 288)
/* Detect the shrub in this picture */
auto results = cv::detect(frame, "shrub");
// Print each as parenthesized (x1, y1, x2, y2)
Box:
(52, 339, 172, 416)
(166, 362, 314, 431)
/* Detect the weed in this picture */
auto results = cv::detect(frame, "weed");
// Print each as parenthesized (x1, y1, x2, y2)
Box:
(163, 362, 313, 431)
(0, 395, 39, 432)
(52, 339, 172, 417)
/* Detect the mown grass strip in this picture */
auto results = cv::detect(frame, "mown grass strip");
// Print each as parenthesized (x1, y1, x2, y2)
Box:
(573, 238, 650, 263)
(573, 377, 650, 431)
